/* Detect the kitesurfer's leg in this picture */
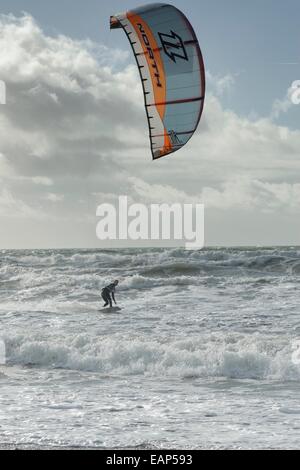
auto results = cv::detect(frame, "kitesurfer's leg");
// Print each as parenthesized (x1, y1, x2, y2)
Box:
(101, 290, 110, 307)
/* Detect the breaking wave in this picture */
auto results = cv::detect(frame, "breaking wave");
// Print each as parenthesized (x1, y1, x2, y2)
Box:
(1, 247, 300, 280)
(5, 333, 300, 382)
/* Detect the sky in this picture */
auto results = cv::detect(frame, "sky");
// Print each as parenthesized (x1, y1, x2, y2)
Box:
(0, 0, 300, 248)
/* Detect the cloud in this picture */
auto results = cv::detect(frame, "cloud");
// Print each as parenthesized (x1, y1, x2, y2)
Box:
(46, 193, 64, 202)
(0, 187, 43, 218)
(206, 71, 236, 96)
(0, 13, 300, 246)
(32, 176, 53, 186)
(125, 175, 300, 214)
(0, 152, 12, 177)
(0, 13, 145, 180)
(200, 178, 300, 212)
(270, 82, 300, 120)
(127, 177, 195, 204)
(0, 79, 6, 104)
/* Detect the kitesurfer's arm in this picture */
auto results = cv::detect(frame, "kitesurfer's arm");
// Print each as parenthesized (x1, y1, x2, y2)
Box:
(112, 292, 117, 304)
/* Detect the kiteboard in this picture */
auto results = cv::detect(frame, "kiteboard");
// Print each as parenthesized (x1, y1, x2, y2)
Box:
(99, 306, 122, 314)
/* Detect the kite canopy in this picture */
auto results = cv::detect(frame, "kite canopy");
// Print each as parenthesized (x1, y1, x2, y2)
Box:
(110, 3, 205, 160)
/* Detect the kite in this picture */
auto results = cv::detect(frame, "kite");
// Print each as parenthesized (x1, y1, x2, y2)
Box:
(110, 3, 205, 160)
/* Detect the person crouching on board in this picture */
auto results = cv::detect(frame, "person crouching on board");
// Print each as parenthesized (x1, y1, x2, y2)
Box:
(101, 280, 119, 308)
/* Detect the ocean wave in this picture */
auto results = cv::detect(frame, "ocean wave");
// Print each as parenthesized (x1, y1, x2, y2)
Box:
(1, 248, 300, 279)
(0, 251, 131, 268)
(5, 333, 300, 381)
(120, 274, 199, 290)
(140, 262, 204, 276)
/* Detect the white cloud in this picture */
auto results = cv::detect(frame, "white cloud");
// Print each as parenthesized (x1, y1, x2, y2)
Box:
(270, 82, 300, 119)
(0, 152, 12, 177)
(46, 193, 64, 202)
(206, 71, 236, 96)
(0, 187, 43, 218)
(126, 176, 300, 214)
(0, 13, 300, 246)
(32, 176, 53, 186)
(200, 178, 300, 212)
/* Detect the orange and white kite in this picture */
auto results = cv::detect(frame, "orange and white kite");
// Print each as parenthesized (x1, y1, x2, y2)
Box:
(110, 3, 205, 160)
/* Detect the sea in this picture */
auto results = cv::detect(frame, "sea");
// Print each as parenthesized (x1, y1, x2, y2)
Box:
(0, 247, 300, 450)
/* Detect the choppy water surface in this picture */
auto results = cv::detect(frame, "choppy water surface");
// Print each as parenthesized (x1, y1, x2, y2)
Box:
(1, 247, 300, 449)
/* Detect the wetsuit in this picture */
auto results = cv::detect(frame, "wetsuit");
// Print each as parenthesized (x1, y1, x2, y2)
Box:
(101, 283, 116, 307)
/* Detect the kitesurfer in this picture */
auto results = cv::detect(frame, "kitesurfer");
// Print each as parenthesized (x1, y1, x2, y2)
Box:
(101, 280, 119, 308)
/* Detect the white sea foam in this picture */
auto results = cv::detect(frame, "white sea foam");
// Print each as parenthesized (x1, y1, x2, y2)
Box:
(4, 333, 300, 381)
